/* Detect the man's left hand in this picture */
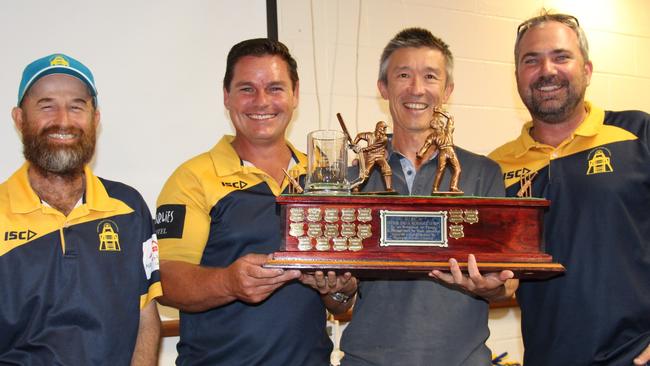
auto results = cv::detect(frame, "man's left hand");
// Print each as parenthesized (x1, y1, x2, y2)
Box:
(634, 343, 650, 365)
(300, 271, 356, 295)
(429, 254, 517, 301)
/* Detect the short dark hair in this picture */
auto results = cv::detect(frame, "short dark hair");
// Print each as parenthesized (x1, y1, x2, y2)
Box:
(514, 10, 589, 67)
(379, 27, 454, 86)
(223, 38, 299, 91)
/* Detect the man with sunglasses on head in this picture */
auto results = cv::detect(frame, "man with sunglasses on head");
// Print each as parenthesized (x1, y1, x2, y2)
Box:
(490, 11, 650, 366)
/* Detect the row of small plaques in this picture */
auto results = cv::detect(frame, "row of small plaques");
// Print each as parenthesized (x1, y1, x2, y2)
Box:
(297, 236, 364, 251)
(289, 207, 372, 223)
(289, 222, 372, 240)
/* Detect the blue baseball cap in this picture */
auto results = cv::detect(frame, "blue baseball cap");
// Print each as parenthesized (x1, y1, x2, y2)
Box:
(17, 53, 98, 106)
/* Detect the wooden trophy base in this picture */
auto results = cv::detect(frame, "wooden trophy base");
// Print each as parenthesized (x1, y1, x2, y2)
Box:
(266, 195, 565, 280)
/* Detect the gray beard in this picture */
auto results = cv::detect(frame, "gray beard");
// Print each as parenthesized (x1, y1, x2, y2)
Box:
(22, 128, 95, 176)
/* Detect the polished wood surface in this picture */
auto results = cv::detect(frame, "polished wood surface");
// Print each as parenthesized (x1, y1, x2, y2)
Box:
(269, 195, 564, 279)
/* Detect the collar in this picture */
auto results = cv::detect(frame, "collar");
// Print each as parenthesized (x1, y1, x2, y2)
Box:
(511, 101, 604, 158)
(8, 162, 118, 214)
(384, 134, 438, 162)
(208, 135, 307, 177)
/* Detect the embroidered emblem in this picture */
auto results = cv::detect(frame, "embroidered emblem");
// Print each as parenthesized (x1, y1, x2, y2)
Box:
(586, 148, 613, 175)
(97, 220, 121, 251)
(50, 55, 70, 67)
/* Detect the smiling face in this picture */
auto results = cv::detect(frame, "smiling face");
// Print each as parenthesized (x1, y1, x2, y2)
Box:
(516, 21, 592, 124)
(224, 55, 299, 146)
(378, 47, 453, 136)
(12, 73, 99, 175)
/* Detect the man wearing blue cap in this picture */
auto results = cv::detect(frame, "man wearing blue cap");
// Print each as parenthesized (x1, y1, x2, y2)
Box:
(0, 54, 162, 365)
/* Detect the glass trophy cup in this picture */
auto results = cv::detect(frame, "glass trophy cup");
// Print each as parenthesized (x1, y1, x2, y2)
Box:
(304, 130, 351, 195)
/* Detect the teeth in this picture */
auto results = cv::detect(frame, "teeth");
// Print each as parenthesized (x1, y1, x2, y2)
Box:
(248, 114, 276, 120)
(538, 85, 561, 92)
(49, 133, 75, 139)
(404, 103, 428, 110)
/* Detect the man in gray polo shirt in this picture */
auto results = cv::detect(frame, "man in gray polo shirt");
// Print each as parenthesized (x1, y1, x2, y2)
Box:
(340, 27, 517, 366)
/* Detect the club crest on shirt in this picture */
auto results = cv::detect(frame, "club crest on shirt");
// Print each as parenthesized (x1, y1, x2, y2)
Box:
(586, 147, 613, 175)
(97, 219, 121, 251)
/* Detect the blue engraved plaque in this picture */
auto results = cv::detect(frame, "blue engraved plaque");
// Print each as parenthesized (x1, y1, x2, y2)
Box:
(380, 210, 448, 247)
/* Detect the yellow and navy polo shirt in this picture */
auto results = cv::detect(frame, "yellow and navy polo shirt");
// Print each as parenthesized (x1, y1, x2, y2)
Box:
(0, 163, 162, 364)
(156, 135, 332, 365)
(489, 102, 650, 365)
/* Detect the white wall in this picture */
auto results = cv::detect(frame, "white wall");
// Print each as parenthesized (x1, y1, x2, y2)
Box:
(0, 0, 267, 210)
(277, 0, 650, 363)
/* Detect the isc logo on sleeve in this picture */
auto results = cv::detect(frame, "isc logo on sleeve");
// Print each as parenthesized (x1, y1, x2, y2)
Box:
(4, 230, 37, 241)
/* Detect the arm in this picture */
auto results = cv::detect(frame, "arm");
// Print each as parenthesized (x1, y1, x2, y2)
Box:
(635, 343, 650, 365)
(130, 300, 160, 366)
(429, 254, 518, 302)
(299, 271, 358, 314)
(158, 254, 302, 312)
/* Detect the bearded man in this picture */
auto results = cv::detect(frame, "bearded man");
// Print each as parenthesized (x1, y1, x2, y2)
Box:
(0, 54, 162, 365)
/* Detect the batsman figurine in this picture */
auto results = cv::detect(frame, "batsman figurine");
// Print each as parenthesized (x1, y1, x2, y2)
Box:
(337, 113, 394, 193)
(416, 107, 463, 195)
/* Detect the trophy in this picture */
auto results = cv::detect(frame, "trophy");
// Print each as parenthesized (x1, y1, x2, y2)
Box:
(270, 111, 565, 279)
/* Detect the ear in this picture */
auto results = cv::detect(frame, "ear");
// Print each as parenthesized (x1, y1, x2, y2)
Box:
(442, 82, 454, 104)
(583, 60, 593, 86)
(12, 107, 24, 132)
(223, 87, 231, 110)
(292, 80, 300, 109)
(377, 80, 389, 100)
(93, 108, 101, 129)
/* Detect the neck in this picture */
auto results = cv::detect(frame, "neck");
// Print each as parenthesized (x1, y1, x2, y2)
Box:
(231, 137, 292, 186)
(28, 165, 86, 216)
(530, 103, 588, 147)
(391, 128, 436, 170)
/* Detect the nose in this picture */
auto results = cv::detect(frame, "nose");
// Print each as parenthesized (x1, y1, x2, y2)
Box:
(55, 108, 73, 127)
(253, 90, 270, 106)
(408, 75, 425, 95)
(540, 57, 557, 75)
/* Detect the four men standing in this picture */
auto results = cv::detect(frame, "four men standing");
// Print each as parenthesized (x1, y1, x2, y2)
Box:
(1, 9, 649, 366)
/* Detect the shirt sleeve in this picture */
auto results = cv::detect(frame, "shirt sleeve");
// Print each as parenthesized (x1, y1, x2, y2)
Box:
(155, 162, 212, 265)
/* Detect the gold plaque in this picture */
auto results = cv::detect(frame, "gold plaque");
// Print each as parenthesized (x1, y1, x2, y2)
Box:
(307, 223, 323, 238)
(297, 236, 312, 251)
(464, 209, 479, 224)
(307, 208, 322, 222)
(348, 237, 363, 251)
(357, 208, 372, 222)
(449, 224, 464, 239)
(341, 208, 356, 223)
(324, 224, 339, 238)
(315, 236, 330, 251)
(289, 223, 304, 237)
(357, 224, 372, 239)
(341, 223, 356, 238)
(289, 208, 305, 222)
(332, 237, 348, 251)
(448, 209, 464, 224)
(324, 208, 339, 223)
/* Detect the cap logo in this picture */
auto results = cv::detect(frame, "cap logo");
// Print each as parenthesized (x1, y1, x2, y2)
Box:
(49, 55, 70, 67)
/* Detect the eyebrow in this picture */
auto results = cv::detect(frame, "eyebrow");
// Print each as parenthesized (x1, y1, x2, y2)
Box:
(392, 65, 442, 74)
(520, 48, 573, 60)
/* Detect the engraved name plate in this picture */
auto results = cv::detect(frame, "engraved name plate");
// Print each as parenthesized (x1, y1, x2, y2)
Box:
(289, 223, 305, 237)
(380, 210, 448, 247)
(324, 208, 339, 223)
(289, 208, 305, 222)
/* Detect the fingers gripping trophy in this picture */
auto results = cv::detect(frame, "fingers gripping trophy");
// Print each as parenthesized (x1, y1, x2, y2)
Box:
(417, 106, 463, 195)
